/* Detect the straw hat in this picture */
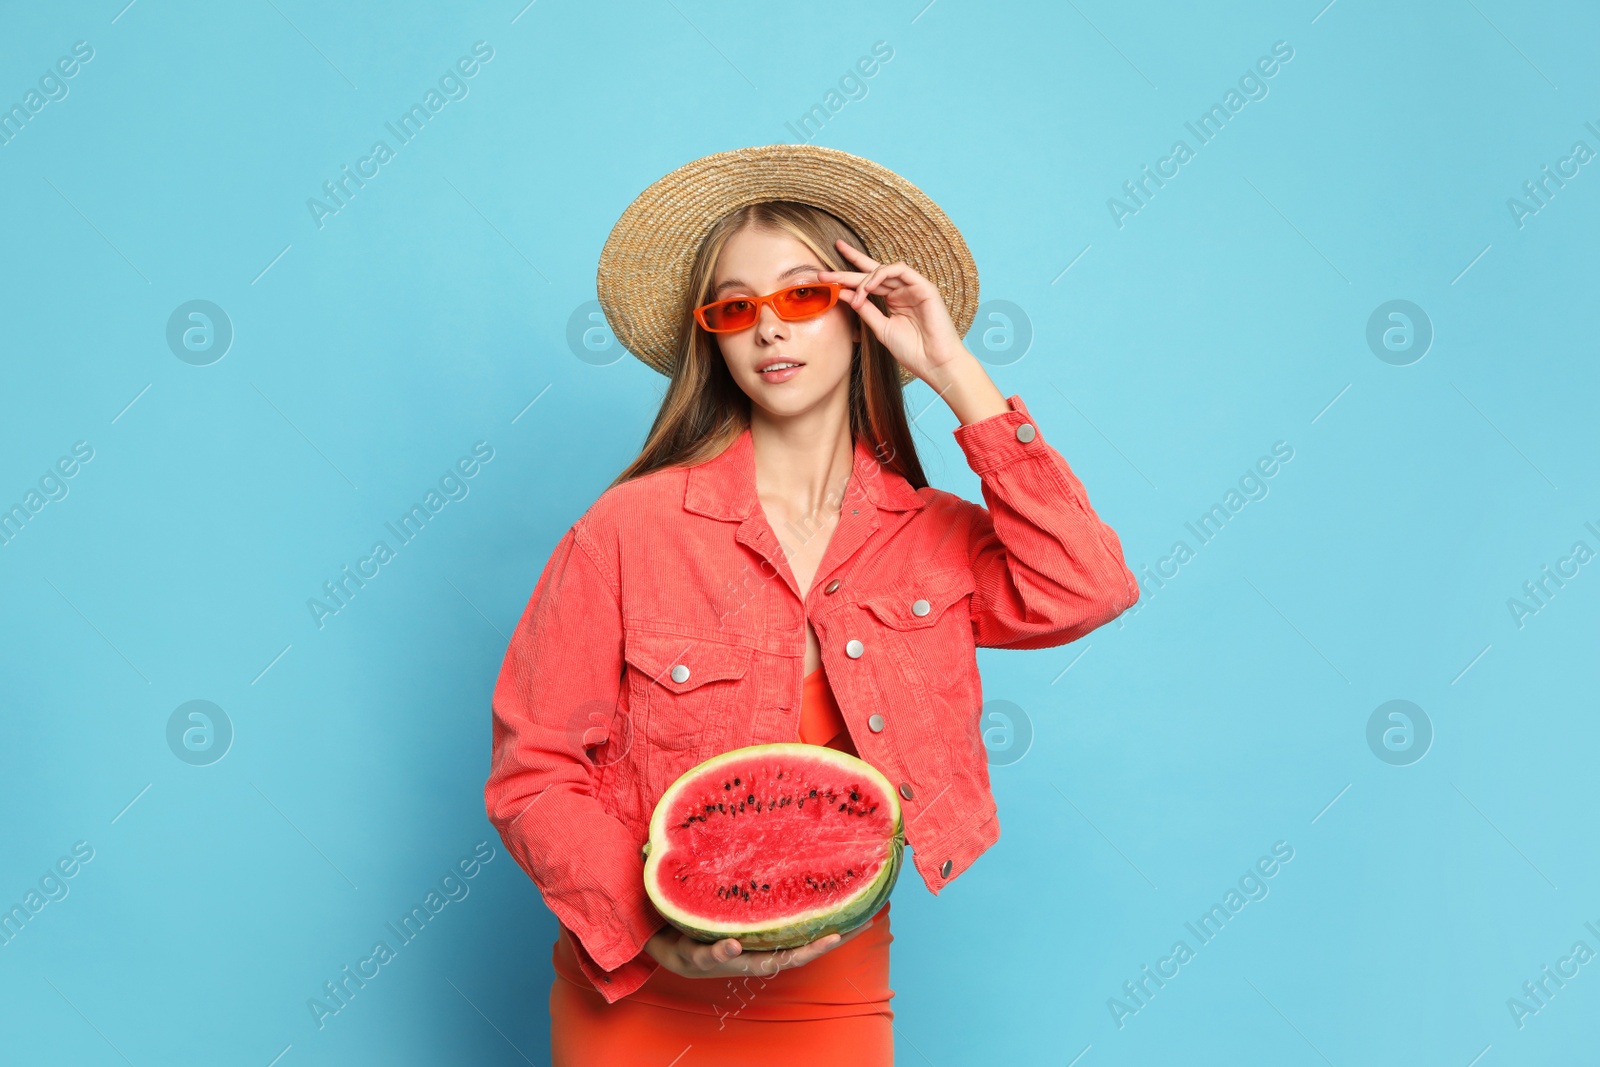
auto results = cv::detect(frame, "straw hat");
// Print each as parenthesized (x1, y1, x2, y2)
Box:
(596, 144, 979, 386)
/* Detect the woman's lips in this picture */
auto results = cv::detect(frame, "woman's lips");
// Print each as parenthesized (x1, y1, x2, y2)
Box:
(756, 362, 803, 383)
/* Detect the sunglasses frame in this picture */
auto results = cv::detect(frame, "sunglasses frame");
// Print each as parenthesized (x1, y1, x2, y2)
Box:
(693, 281, 843, 334)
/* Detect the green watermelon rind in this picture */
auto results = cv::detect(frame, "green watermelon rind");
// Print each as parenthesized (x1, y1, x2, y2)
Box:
(643, 742, 905, 951)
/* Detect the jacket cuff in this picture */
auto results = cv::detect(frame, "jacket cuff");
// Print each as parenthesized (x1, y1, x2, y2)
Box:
(547, 865, 663, 971)
(950, 395, 1047, 476)
(916, 802, 1000, 895)
(523, 811, 666, 991)
(571, 921, 665, 1004)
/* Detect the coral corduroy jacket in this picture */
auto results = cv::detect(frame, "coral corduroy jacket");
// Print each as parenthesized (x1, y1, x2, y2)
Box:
(485, 394, 1137, 1003)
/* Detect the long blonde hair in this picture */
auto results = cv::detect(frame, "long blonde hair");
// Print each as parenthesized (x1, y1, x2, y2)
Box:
(609, 200, 928, 490)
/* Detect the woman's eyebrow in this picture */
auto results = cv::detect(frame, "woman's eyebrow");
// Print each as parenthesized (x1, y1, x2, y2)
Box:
(712, 263, 824, 295)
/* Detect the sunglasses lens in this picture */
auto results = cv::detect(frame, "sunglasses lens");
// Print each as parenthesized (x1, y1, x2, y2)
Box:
(701, 299, 756, 331)
(774, 285, 834, 318)
(698, 285, 835, 331)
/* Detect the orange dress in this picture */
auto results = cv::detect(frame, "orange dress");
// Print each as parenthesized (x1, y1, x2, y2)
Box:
(549, 665, 895, 1065)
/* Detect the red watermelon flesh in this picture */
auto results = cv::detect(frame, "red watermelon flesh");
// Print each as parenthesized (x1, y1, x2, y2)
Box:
(643, 743, 904, 950)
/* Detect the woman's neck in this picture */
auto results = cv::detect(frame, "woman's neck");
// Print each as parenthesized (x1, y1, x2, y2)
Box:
(748, 401, 854, 521)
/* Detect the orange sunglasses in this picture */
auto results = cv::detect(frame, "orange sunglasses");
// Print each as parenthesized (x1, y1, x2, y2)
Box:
(693, 281, 843, 333)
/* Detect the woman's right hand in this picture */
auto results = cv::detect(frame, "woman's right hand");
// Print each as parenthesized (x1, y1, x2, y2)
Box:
(644, 920, 874, 979)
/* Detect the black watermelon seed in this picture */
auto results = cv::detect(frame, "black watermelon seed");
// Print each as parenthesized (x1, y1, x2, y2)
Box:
(734, 777, 741, 786)
(809, 789, 818, 797)
(747, 794, 756, 805)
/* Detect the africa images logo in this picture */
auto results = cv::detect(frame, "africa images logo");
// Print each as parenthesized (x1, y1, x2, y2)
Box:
(306, 42, 495, 230)
(1106, 40, 1295, 229)
(307, 442, 494, 629)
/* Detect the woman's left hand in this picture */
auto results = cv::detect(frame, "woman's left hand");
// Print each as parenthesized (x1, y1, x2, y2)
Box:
(817, 239, 973, 389)
(819, 238, 1009, 424)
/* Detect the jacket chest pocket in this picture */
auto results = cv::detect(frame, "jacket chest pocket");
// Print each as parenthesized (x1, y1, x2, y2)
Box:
(859, 568, 977, 696)
(622, 629, 753, 758)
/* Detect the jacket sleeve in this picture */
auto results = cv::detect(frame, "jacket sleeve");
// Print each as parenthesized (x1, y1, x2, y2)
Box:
(485, 518, 665, 1004)
(949, 393, 1139, 648)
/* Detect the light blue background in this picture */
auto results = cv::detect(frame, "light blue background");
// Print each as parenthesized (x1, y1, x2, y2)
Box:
(3, 1, 1596, 1063)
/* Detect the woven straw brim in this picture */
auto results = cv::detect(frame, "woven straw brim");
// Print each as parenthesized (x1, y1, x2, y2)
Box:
(596, 144, 979, 387)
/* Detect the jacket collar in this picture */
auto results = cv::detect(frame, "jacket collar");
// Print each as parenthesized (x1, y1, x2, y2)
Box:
(684, 425, 926, 521)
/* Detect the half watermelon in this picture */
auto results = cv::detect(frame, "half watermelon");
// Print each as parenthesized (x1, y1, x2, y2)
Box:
(643, 743, 904, 950)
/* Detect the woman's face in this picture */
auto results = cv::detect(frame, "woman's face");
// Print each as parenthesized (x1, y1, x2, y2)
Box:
(707, 225, 859, 419)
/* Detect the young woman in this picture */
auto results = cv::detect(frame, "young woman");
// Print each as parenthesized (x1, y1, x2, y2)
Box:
(486, 146, 1138, 1065)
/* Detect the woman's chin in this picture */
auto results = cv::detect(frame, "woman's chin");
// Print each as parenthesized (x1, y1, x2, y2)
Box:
(746, 387, 825, 420)
(741, 372, 846, 418)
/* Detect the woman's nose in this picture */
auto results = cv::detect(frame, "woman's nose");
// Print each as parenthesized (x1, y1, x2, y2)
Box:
(755, 302, 786, 340)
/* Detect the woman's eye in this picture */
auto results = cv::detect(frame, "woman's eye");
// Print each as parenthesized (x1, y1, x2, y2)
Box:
(725, 299, 751, 311)
(790, 287, 813, 297)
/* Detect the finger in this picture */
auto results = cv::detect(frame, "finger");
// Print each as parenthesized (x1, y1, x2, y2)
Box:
(791, 923, 869, 967)
(779, 935, 840, 969)
(851, 266, 887, 302)
(694, 937, 742, 972)
(842, 279, 912, 311)
(748, 947, 795, 977)
(851, 263, 922, 300)
(828, 260, 921, 297)
(731, 932, 866, 975)
(841, 291, 894, 339)
(825, 920, 874, 949)
(834, 237, 879, 270)
(839, 277, 913, 302)
(844, 272, 914, 311)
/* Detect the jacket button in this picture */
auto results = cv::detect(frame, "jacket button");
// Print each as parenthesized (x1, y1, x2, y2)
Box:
(940, 859, 953, 878)
(868, 714, 885, 733)
(898, 783, 914, 800)
(911, 598, 930, 616)
(670, 664, 690, 683)
(845, 639, 864, 658)
(1015, 422, 1036, 443)
(824, 579, 840, 594)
